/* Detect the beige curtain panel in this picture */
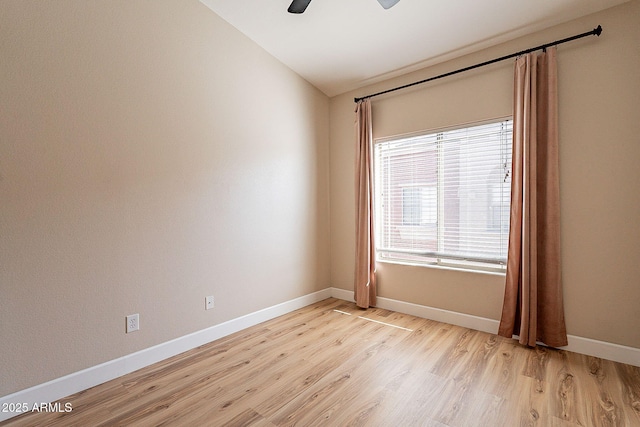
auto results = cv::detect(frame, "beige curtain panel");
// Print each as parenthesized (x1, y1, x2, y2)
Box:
(499, 47, 568, 348)
(354, 99, 377, 309)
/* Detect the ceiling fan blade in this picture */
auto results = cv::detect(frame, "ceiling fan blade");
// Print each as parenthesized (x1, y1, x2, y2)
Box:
(288, 0, 312, 14)
(376, 0, 400, 9)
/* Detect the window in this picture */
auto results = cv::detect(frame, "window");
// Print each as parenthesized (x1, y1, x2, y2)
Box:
(374, 119, 512, 271)
(402, 186, 437, 225)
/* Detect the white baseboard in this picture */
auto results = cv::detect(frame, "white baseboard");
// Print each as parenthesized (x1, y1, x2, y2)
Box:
(0, 288, 332, 422)
(329, 287, 499, 334)
(329, 287, 639, 367)
(2, 287, 637, 422)
(564, 335, 640, 367)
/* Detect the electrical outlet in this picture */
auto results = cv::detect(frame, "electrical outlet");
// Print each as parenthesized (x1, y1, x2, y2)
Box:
(126, 314, 139, 333)
(205, 296, 214, 310)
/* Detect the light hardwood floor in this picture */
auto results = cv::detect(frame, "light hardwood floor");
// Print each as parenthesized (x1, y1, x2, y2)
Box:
(3, 298, 639, 426)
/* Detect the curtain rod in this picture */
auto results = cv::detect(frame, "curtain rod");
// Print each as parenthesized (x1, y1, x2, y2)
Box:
(354, 25, 602, 103)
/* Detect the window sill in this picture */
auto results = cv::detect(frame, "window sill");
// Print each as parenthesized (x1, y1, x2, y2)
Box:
(376, 258, 507, 276)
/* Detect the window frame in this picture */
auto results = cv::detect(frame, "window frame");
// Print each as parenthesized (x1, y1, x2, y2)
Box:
(373, 117, 513, 274)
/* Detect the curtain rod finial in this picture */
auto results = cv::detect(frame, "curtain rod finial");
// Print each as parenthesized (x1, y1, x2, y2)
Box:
(595, 25, 603, 36)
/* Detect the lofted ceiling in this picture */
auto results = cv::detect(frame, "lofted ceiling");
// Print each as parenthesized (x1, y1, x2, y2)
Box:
(199, 0, 628, 97)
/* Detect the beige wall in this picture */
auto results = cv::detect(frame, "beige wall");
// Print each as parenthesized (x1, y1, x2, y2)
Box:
(0, 0, 330, 395)
(330, 1, 640, 348)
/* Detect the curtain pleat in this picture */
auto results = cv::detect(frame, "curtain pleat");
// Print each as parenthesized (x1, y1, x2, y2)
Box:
(499, 47, 568, 348)
(354, 99, 377, 309)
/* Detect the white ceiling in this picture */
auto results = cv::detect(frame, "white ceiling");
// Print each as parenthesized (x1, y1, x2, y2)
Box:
(199, 0, 627, 97)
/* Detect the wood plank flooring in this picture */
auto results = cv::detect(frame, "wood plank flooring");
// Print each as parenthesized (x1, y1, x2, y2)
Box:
(2, 298, 639, 426)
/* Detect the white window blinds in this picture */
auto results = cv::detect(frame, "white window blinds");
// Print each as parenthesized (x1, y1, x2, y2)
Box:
(374, 119, 512, 271)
